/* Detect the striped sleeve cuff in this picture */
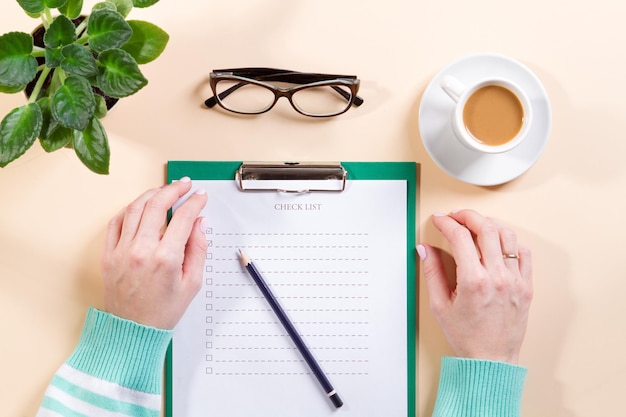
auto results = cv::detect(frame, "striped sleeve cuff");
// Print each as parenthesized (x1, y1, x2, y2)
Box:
(38, 364, 161, 417)
(66, 307, 174, 395)
(433, 356, 527, 417)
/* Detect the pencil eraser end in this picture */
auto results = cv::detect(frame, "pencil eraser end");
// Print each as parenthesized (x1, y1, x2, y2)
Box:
(330, 393, 343, 408)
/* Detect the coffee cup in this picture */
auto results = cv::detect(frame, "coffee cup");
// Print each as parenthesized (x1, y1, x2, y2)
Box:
(440, 75, 532, 154)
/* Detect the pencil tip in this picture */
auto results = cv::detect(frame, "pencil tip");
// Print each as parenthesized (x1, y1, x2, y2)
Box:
(237, 249, 249, 266)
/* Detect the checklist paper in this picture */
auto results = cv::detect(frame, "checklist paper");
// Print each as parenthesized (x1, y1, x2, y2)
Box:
(170, 179, 410, 416)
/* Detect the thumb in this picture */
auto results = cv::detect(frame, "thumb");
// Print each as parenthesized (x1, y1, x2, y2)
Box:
(417, 244, 452, 313)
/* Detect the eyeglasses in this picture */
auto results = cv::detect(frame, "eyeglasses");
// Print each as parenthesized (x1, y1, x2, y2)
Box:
(204, 68, 364, 117)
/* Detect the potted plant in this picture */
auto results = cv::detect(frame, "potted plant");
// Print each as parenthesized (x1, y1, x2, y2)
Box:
(0, 0, 169, 174)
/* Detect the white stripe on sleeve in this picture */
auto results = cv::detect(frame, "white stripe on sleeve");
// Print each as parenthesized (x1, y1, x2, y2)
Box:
(56, 363, 161, 411)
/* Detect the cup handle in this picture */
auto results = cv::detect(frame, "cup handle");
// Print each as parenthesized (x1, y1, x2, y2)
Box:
(440, 75, 466, 103)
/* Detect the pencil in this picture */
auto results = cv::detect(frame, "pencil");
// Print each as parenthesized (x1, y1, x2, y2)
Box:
(237, 249, 344, 408)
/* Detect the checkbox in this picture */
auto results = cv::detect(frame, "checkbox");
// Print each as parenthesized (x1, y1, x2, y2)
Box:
(206, 342, 213, 349)
(206, 368, 213, 374)
(206, 304, 213, 311)
(206, 355, 213, 362)
(205, 291, 213, 298)
(206, 253, 213, 260)
(206, 278, 213, 285)
(206, 329, 213, 336)
(205, 265, 213, 273)
(206, 316, 213, 324)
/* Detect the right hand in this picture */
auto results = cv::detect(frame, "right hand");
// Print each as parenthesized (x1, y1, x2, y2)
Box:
(417, 209, 533, 364)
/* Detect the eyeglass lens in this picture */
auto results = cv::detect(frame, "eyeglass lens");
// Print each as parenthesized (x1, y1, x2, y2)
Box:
(214, 80, 354, 116)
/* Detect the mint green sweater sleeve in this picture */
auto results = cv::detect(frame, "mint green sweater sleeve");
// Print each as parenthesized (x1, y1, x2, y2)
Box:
(433, 356, 527, 417)
(36, 307, 173, 417)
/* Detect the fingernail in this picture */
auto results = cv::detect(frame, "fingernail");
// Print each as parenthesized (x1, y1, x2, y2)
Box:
(180, 176, 191, 183)
(451, 208, 462, 214)
(199, 217, 207, 233)
(416, 244, 427, 260)
(195, 188, 207, 195)
(433, 212, 446, 217)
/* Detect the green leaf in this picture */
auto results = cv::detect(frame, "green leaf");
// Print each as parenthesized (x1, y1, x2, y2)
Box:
(87, 9, 132, 53)
(94, 94, 108, 118)
(51, 76, 96, 130)
(0, 103, 43, 167)
(97, 48, 147, 98)
(40, 125, 72, 151)
(122, 20, 168, 64)
(44, 15, 77, 49)
(61, 44, 98, 77)
(0, 32, 38, 86)
(45, 46, 64, 68)
(45, 0, 68, 8)
(73, 117, 110, 174)
(16, 0, 45, 15)
(37, 97, 54, 138)
(37, 97, 72, 151)
(133, 0, 159, 8)
(107, 0, 133, 17)
(58, 0, 83, 19)
(92, 1, 117, 11)
(0, 83, 26, 94)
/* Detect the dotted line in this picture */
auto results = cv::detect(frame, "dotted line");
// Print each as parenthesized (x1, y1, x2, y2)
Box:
(214, 308, 369, 312)
(214, 258, 369, 262)
(215, 372, 369, 376)
(215, 359, 368, 363)
(214, 347, 369, 350)
(215, 321, 369, 325)
(214, 296, 369, 300)
(216, 245, 369, 249)
(214, 283, 369, 287)
(214, 334, 369, 337)
(214, 271, 369, 274)
(215, 233, 369, 236)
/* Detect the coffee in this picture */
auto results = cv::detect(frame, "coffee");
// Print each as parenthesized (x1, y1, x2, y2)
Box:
(462, 85, 524, 146)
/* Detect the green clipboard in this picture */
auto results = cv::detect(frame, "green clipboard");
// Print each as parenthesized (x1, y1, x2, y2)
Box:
(166, 161, 417, 416)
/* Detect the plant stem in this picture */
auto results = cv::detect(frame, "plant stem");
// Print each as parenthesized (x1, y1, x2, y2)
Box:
(75, 17, 88, 37)
(42, 8, 53, 30)
(28, 66, 52, 104)
(56, 68, 67, 85)
(32, 46, 46, 58)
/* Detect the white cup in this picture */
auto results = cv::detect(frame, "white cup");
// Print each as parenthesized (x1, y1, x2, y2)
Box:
(440, 75, 532, 154)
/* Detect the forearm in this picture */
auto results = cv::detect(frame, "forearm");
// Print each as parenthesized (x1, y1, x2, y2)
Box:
(36, 308, 172, 417)
(433, 357, 527, 417)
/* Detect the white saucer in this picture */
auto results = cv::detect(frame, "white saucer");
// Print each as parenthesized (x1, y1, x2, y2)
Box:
(418, 53, 552, 186)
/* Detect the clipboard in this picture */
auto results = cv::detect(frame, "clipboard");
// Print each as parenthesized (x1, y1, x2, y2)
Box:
(165, 161, 418, 417)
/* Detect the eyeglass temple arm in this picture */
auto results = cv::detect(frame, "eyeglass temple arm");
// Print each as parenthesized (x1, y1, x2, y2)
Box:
(331, 86, 364, 106)
(215, 68, 354, 82)
(204, 83, 246, 108)
(205, 82, 363, 108)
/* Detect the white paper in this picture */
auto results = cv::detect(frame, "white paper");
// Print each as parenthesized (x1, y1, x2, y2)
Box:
(171, 180, 408, 416)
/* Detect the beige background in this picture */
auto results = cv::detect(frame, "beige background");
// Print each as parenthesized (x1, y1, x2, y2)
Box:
(1, 0, 624, 415)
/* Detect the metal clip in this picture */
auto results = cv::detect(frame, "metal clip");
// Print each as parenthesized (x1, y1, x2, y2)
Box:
(236, 162, 347, 192)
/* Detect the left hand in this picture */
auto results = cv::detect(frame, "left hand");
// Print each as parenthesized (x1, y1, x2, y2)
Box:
(101, 178, 208, 329)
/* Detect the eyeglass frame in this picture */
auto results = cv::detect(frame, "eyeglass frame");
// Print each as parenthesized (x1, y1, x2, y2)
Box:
(205, 68, 364, 117)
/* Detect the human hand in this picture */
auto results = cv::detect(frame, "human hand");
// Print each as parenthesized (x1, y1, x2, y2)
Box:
(102, 177, 208, 329)
(417, 209, 533, 364)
